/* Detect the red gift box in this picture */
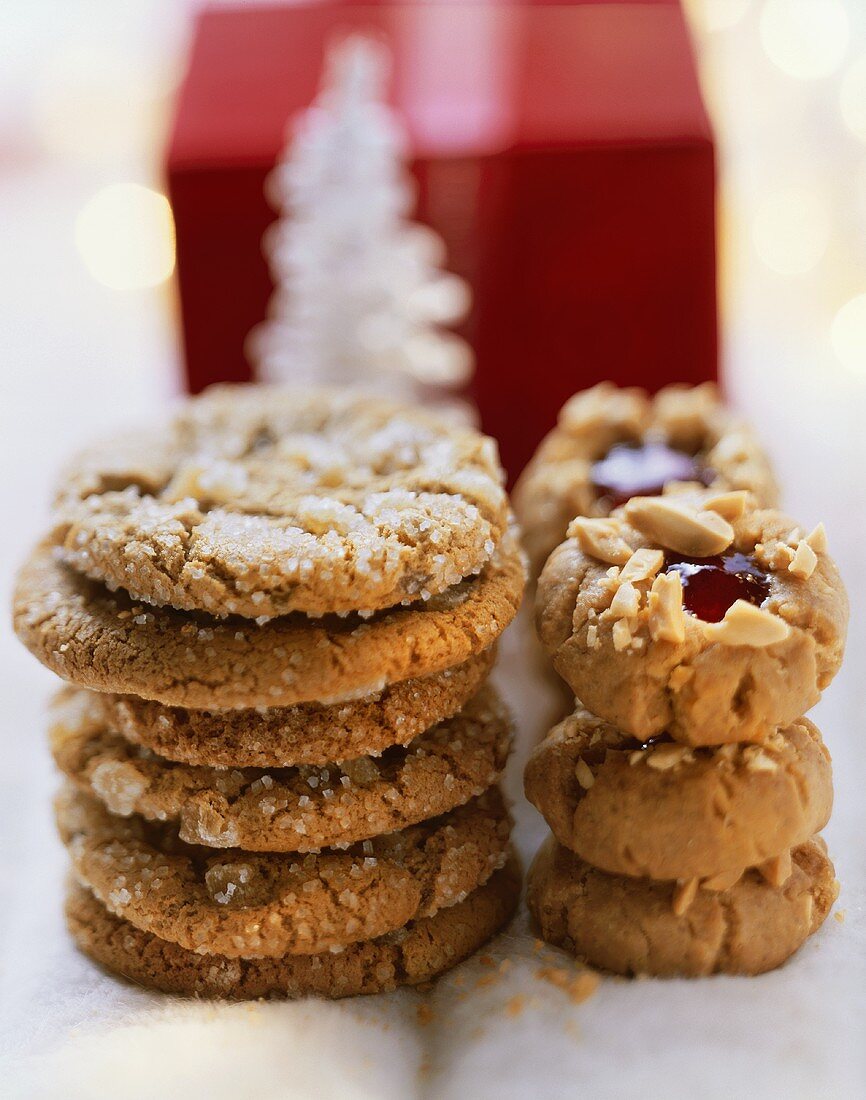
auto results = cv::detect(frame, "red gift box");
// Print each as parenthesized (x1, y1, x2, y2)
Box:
(166, 0, 717, 478)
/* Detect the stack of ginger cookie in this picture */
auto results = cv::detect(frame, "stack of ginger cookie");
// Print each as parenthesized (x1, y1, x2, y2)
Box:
(518, 383, 848, 977)
(13, 386, 526, 999)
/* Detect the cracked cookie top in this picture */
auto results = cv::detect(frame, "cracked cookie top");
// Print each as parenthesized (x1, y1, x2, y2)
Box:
(50, 385, 509, 619)
(536, 489, 848, 744)
(51, 684, 511, 852)
(513, 382, 779, 575)
(90, 647, 497, 768)
(57, 784, 512, 959)
(14, 529, 524, 709)
(64, 858, 521, 999)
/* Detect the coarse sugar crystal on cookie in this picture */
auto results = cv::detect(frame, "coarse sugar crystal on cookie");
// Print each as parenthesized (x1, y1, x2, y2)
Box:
(513, 382, 778, 575)
(536, 489, 848, 744)
(51, 684, 512, 852)
(90, 647, 496, 768)
(50, 385, 509, 619)
(65, 857, 521, 999)
(527, 834, 838, 978)
(13, 530, 525, 709)
(57, 784, 512, 958)
(525, 705, 833, 881)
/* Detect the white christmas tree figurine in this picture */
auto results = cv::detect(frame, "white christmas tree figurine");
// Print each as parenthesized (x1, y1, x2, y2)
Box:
(248, 34, 474, 393)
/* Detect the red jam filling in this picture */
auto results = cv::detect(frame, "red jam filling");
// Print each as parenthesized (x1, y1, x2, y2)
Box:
(664, 552, 770, 623)
(590, 442, 712, 510)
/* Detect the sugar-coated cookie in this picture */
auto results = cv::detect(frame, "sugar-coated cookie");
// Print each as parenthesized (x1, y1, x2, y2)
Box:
(525, 706, 832, 880)
(65, 858, 521, 999)
(536, 491, 847, 744)
(527, 835, 837, 977)
(52, 685, 511, 852)
(52, 386, 509, 619)
(514, 383, 778, 575)
(58, 785, 511, 958)
(91, 647, 495, 767)
(14, 532, 524, 708)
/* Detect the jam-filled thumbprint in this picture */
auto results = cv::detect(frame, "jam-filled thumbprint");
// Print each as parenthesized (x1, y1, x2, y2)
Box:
(590, 442, 713, 510)
(664, 551, 770, 623)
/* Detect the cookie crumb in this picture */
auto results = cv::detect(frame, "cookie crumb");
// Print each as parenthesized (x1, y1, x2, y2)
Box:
(536, 966, 600, 1004)
(834, 909, 846, 924)
(416, 1003, 435, 1026)
(505, 995, 525, 1017)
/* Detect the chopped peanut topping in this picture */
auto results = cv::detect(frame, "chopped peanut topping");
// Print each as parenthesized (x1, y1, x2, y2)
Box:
(646, 743, 693, 770)
(574, 759, 595, 790)
(567, 517, 633, 565)
(703, 489, 750, 520)
(612, 618, 633, 651)
(743, 746, 778, 773)
(763, 542, 795, 570)
(623, 496, 734, 556)
(702, 600, 791, 646)
(788, 540, 818, 580)
(805, 523, 828, 553)
(648, 571, 686, 643)
(619, 548, 665, 584)
(608, 581, 641, 619)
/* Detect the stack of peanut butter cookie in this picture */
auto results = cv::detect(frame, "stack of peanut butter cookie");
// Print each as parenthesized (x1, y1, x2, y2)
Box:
(13, 386, 525, 998)
(521, 384, 848, 976)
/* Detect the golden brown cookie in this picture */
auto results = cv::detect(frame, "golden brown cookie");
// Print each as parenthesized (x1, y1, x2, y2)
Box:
(65, 858, 521, 999)
(14, 532, 524, 709)
(57, 785, 512, 958)
(527, 835, 837, 977)
(525, 706, 833, 880)
(51, 386, 509, 619)
(536, 491, 847, 744)
(52, 685, 511, 852)
(514, 383, 778, 575)
(91, 648, 495, 768)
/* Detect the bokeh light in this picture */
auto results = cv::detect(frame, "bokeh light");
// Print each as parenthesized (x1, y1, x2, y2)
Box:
(686, 0, 752, 34)
(840, 56, 866, 143)
(831, 293, 866, 377)
(75, 183, 176, 290)
(759, 0, 849, 81)
(751, 187, 830, 275)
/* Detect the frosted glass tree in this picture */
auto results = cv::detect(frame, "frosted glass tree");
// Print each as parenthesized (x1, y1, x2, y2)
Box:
(248, 34, 473, 397)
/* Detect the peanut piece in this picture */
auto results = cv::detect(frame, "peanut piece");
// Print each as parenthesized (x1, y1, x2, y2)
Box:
(672, 878, 699, 916)
(567, 517, 633, 565)
(703, 489, 750, 520)
(805, 523, 828, 553)
(624, 496, 734, 556)
(648, 572, 686, 643)
(702, 600, 791, 646)
(788, 540, 818, 580)
(620, 548, 665, 583)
